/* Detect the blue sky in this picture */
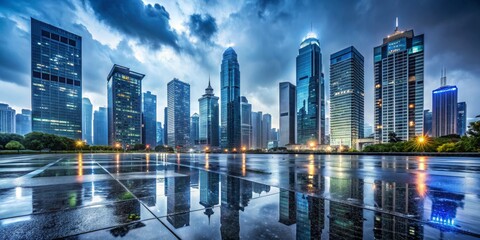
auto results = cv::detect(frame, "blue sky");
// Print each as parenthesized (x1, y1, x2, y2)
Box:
(0, 0, 479, 128)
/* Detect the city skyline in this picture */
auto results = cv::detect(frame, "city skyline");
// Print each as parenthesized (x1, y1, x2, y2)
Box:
(0, 1, 479, 130)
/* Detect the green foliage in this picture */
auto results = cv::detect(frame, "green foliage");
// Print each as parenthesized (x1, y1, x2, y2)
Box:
(437, 143, 456, 152)
(0, 133, 24, 147)
(5, 140, 25, 152)
(0, 145, 3, 150)
(132, 143, 146, 151)
(388, 132, 401, 143)
(155, 145, 174, 152)
(23, 132, 75, 151)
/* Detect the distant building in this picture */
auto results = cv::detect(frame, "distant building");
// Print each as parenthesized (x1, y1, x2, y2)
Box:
(15, 109, 31, 135)
(142, 91, 157, 147)
(198, 80, 219, 147)
(107, 64, 144, 146)
(457, 102, 467, 136)
(167, 78, 190, 148)
(156, 122, 163, 146)
(270, 128, 279, 142)
(164, 107, 168, 145)
(262, 114, 272, 149)
(423, 110, 432, 137)
(93, 107, 108, 145)
(240, 96, 252, 149)
(0, 103, 15, 133)
(31, 18, 82, 139)
(364, 123, 373, 138)
(190, 113, 199, 146)
(251, 111, 263, 149)
(279, 82, 296, 147)
(432, 70, 457, 137)
(82, 98, 93, 144)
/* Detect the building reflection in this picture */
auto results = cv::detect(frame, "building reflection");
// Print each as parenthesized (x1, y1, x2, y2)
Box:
(428, 187, 464, 227)
(165, 166, 191, 228)
(199, 170, 219, 223)
(279, 158, 297, 225)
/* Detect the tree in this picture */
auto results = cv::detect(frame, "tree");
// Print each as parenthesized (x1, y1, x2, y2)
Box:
(5, 140, 25, 153)
(467, 121, 480, 151)
(388, 132, 401, 143)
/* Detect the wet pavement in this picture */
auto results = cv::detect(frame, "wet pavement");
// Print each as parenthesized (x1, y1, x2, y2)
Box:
(0, 153, 479, 239)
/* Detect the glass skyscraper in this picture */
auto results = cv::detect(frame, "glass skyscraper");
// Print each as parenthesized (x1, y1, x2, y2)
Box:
(457, 102, 467, 136)
(15, 109, 31, 135)
(329, 46, 364, 148)
(251, 111, 262, 149)
(164, 107, 168, 145)
(262, 113, 272, 149)
(423, 110, 432, 137)
(374, 24, 424, 143)
(156, 121, 164, 146)
(93, 107, 107, 145)
(279, 82, 296, 147)
(107, 64, 144, 146)
(432, 85, 458, 137)
(296, 32, 325, 145)
(0, 103, 15, 133)
(31, 18, 82, 139)
(199, 81, 219, 147)
(142, 91, 157, 147)
(190, 113, 199, 146)
(167, 78, 190, 148)
(82, 98, 93, 144)
(220, 47, 241, 149)
(240, 96, 252, 149)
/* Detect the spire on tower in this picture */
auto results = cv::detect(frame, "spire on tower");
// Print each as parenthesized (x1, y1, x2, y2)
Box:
(440, 67, 447, 86)
(395, 17, 399, 31)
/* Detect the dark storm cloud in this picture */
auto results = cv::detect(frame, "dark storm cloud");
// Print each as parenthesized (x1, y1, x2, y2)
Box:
(86, 0, 180, 50)
(188, 13, 218, 43)
(0, 17, 29, 86)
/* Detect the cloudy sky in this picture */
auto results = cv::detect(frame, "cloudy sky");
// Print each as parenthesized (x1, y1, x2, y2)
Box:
(0, 0, 479, 129)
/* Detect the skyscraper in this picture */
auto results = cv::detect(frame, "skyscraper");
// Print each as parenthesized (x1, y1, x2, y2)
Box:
(82, 98, 93, 145)
(240, 96, 252, 149)
(0, 103, 15, 133)
(15, 109, 31, 135)
(262, 113, 272, 149)
(329, 46, 364, 148)
(142, 91, 157, 147)
(423, 110, 432, 137)
(156, 121, 164, 146)
(374, 21, 424, 143)
(93, 107, 108, 145)
(251, 111, 263, 149)
(107, 64, 144, 146)
(432, 70, 457, 137)
(457, 102, 467, 136)
(190, 113, 199, 146)
(164, 107, 168, 145)
(279, 82, 296, 147)
(31, 18, 82, 139)
(220, 47, 241, 149)
(296, 32, 325, 146)
(198, 80, 220, 147)
(167, 78, 190, 148)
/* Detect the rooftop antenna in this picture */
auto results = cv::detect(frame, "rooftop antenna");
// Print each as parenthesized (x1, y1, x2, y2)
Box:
(440, 67, 447, 86)
(395, 17, 399, 31)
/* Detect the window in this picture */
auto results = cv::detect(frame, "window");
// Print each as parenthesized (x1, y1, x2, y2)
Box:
(42, 73, 50, 80)
(61, 36, 68, 44)
(41, 30, 50, 38)
(51, 33, 59, 41)
(68, 39, 76, 47)
(33, 71, 41, 78)
(74, 80, 81, 86)
(51, 75, 58, 82)
(59, 77, 66, 83)
(67, 78, 73, 85)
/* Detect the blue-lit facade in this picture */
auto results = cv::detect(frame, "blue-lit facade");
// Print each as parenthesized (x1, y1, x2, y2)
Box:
(374, 28, 424, 143)
(220, 47, 241, 149)
(432, 85, 457, 137)
(296, 33, 325, 145)
(31, 18, 82, 139)
(457, 102, 467, 136)
(167, 78, 190, 148)
(329, 46, 364, 148)
(82, 98, 92, 144)
(142, 91, 157, 147)
(15, 109, 31, 135)
(93, 107, 107, 145)
(107, 64, 144, 146)
(199, 81, 219, 147)
(156, 121, 163, 146)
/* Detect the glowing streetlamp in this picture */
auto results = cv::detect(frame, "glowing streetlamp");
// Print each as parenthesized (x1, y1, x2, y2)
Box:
(418, 136, 425, 144)
(76, 140, 84, 152)
(224, 149, 228, 153)
(115, 142, 121, 152)
(242, 146, 247, 152)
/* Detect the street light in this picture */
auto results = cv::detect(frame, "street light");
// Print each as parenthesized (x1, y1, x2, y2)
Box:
(115, 142, 121, 152)
(242, 146, 247, 152)
(76, 140, 84, 152)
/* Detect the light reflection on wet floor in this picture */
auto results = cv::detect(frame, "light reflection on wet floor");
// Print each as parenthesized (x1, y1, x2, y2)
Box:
(0, 153, 479, 239)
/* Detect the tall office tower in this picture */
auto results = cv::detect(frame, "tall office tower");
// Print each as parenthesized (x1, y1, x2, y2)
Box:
(93, 107, 108, 145)
(167, 78, 190, 148)
(240, 96, 252, 149)
(432, 70, 457, 137)
(270, 128, 279, 141)
(156, 122, 163, 146)
(15, 109, 31, 135)
(251, 111, 263, 149)
(190, 113, 199, 146)
(107, 64, 144, 146)
(329, 46, 365, 148)
(198, 80, 220, 147)
(82, 98, 93, 144)
(457, 102, 467, 136)
(296, 32, 325, 145)
(0, 103, 15, 133)
(423, 110, 432, 137)
(262, 113, 272, 148)
(31, 18, 82, 139)
(164, 107, 168, 145)
(142, 91, 157, 147)
(220, 47, 241, 149)
(374, 21, 424, 143)
(279, 82, 296, 147)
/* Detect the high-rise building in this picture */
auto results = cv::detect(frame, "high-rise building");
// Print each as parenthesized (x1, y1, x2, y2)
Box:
(262, 114, 272, 149)
(167, 78, 190, 148)
(164, 107, 168, 145)
(432, 71, 457, 137)
(251, 111, 263, 149)
(93, 107, 108, 145)
(423, 110, 432, 137)
(374, 21, 424, 143)
(31, 18, 82, 139)
(457, 102, 467, 136)
(279, 82, 296, 147)
(270, 128, 279, 141)
(240, 96, 252, 149)
(156, 122, 163, 146)
(198, 80, 220, 147)
(142, 91, 157, 147)
(0, 103, 15, 133)
(15, 109, 31, 135)
(107, 64, 144, 146)
(296, 32, 325, 145)
(82, 98, 93, 144)
(364, 123, 373, 138)
(190, 113, 199, 146)
(329, 46, 364, 148)
(220, 47, 241, 149)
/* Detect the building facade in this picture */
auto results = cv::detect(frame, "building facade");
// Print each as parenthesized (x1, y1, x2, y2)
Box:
(142, 91, 157, 147)
(31, 18, 82, 139)
(190, 113, 199, 146)
(0, 103, 15, 133)
(156, 122, 164, 146)
(240, 96, 252, 149)
(198, 81, 220, 147)
(423, 110, 432, 137)
(15, 109, 31, 135)
(82, 98, 93, 144)
(107, 64, 144, 146)
(457, 102, 467, 136)
(262, 114, 272, 149)
(296, 32, 325, 146)
(220, 47, 241, 149)
(164, 107, 168, 145)
(329, 46, 364, 148)
(167, 78, 190, 148)
(432, 85, 457, 137)
(93, 107, 108, 145)
(251, 111, 263, 149)
(279, 82, 296, 147)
